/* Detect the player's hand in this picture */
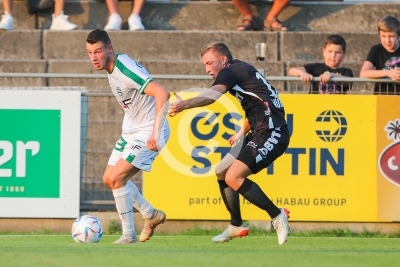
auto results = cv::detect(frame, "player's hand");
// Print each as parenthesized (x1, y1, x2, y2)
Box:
(228, 133, 242, 146)
(147, 134, 159, 151)
(319, 72, 332, 83)
(168, 93, 183, 117)
(300, 72, 313, 82)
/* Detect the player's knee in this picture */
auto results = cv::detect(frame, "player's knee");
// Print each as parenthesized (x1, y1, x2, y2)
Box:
(103, 174, 121, 189)
(102, 175, 112, 189)
(224, 174, 235, 188)
(107, 173, 129, 189)
(224, 169, 241, 188)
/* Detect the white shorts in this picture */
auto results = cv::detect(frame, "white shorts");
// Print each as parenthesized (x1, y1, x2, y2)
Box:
(108, 126, 170, 172)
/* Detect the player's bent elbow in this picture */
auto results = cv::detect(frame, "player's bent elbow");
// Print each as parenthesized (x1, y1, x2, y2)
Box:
(165, 91, 171, 100)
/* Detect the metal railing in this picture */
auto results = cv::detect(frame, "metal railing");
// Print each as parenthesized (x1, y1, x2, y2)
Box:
(1, 73, 399, 210)
(1, 72, 399, 94)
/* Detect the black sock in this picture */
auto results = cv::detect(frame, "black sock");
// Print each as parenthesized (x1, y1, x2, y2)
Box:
(218, 180, 242, 226)
(237, 178, 281, 219)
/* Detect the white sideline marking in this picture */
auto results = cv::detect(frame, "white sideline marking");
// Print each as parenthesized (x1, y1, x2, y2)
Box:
(0, 235, 396, 240)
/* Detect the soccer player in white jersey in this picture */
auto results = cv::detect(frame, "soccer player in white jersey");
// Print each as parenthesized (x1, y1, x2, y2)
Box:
(86, 29, 170, 244)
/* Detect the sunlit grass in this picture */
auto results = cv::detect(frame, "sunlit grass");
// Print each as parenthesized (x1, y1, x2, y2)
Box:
(0, 235, 399, 267)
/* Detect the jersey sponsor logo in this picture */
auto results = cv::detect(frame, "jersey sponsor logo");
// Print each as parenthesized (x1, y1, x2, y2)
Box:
(315, 110, 347, 142)
(116, 87, 123, 96)
(263, 101, 271, 116)
(379, 119, 400, 186)
(119, 98, 132, 110)
(247, 141, 257, 149)
(257, 130, 281, 159)
(130, 144, 142, 150)
(133, 139, 145, 145)
(135, 61, 144, 68)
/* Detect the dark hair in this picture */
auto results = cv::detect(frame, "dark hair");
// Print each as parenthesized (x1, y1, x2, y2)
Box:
(86, 29, 111, 46)
(378, 15, 400, 36)
(200, 42, 233, 60)
(324, 34, 346, 52)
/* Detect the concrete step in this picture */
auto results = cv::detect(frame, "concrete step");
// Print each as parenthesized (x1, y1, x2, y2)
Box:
(1, 1, 400, 31)
(0, 58, 363, 77)
(0, 30, 379, 63)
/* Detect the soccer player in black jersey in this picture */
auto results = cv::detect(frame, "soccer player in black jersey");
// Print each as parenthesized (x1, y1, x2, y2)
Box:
(169, 42, 290, 245)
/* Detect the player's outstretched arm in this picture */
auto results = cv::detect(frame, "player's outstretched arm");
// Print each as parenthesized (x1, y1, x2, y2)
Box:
(168, 84, 228, 117)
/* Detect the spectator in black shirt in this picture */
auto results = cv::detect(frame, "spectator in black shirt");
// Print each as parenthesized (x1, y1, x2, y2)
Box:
(360, 15, 400, 95)
(288, 34, 353, 94)
(169, 42, 290, 245)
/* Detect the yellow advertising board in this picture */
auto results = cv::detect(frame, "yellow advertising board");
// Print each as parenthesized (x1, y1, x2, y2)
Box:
(144, 93, 400, 222)
(376, 96, 400, 221)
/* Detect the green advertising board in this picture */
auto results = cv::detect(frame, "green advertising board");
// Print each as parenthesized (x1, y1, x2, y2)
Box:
(0, 110, 61, 198)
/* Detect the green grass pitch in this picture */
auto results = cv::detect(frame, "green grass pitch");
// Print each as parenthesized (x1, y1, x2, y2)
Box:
(0, 234, 399, 267)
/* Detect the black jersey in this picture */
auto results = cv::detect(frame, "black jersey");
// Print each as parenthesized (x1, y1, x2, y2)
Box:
(212, 59, 287, 133)
(303, 62, 353, 94)
(366, 44, 400, 94)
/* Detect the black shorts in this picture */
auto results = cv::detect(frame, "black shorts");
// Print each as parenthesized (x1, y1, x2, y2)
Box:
(230, 125, 290, 174)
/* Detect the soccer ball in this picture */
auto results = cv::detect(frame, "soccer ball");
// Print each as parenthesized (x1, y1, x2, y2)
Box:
(71, 215, 103, 243)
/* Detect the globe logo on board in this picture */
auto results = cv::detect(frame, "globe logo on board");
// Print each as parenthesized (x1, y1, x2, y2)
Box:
(315, 110, 347, 142)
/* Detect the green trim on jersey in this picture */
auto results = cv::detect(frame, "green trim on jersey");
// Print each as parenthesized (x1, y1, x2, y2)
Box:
(139, 78, 152, 94)
(115, 56, 153, 94)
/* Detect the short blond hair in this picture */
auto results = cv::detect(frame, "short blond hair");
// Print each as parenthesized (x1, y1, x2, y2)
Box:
(200, 42, 233, 60)
(378, 15, 400, 36)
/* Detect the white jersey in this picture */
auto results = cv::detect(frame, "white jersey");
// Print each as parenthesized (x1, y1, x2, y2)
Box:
(108, 54, 157, 133)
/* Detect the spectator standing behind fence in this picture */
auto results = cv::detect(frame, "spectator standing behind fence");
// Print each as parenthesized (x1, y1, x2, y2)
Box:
(104, 0, 145, 31)
(287, 34, 353, 94)
(234, 0, 290, 31)
(0, 0, 77, 31)
(360, 15, 400, 95)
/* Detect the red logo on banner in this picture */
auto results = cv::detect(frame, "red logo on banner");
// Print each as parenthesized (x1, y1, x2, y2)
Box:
(379, 119, 400, 186)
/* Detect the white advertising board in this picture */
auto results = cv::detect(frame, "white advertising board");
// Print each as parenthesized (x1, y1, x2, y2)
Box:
(0, 89, 81, 218)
